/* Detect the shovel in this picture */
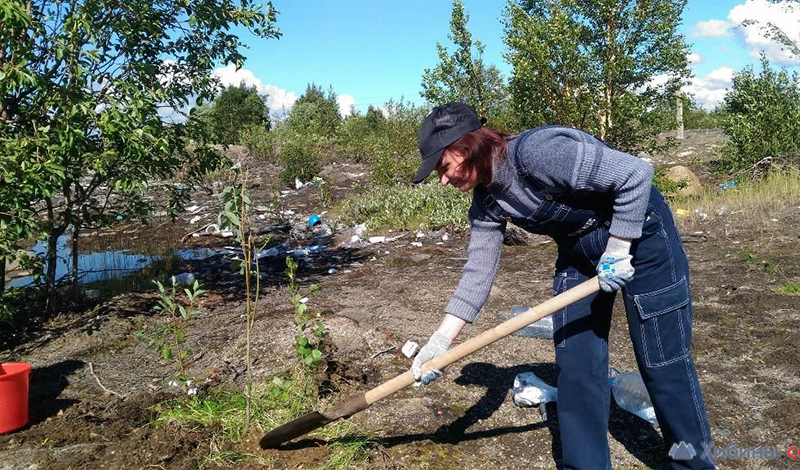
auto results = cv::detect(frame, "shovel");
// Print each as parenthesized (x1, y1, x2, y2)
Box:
(260, 276, 600, 449)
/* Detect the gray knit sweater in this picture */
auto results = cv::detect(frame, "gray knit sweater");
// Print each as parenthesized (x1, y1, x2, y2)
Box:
(444, 126, 654, 323)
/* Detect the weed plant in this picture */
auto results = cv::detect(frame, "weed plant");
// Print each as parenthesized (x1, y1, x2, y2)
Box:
(673, 168, 800, 236)
(151, 277, 205, 390)
(335, 183, 471, 233)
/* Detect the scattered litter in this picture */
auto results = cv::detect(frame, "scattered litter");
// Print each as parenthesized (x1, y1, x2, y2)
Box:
(295, 178, 304, 189)
(692, 231, 704, 235)
(308, 214, 321, 227)
(401, 341, 419, 358)
(411, 242, 422, 247)
(716, 204, 730, 215)
(369, 236, 385, 244)
(442, 233, 449, 242)
(416, 231, 425, 238)
(509, 306, 554, 339)
(350, 235, 361, 244)
(189, 215, 202, 225)
(258, 247, 286, 259)
(678, 150, 694, 157)
(205, 224, 220, 234)
(299, 297, 308, 304)
(171, 272, 196, 287)
(513, 372, 558, 407)
(85, 289, 101, 299)
(354, 224, 367, 236)
(718, 181, 737, 189)
(327, 268, 337, 274)
(610, 368, 659, 426)
(770, 218, 779, 222)
(676, 209, 691, 216)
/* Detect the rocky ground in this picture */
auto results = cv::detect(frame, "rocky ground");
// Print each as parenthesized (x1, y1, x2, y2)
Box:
(1, 130, 799, 469)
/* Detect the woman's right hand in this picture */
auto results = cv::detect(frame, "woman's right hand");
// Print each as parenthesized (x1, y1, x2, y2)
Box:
(411, 332, 452, 385)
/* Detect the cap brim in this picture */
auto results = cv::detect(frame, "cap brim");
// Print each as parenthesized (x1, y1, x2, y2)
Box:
(412, 147, 444, 184)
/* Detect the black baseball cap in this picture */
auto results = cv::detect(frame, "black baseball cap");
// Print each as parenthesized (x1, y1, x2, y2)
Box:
(413, 102, 483, 184)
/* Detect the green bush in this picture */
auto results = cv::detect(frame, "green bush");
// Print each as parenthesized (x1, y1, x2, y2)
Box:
(240, 124, 279, 163)
(719, 56, 800, 176)
(652, 166, 689, 201)
(284, 84, 341, 138)
(366, 100, 428, 186)
(334, 183, 471, 233)
(279, 133, 322, 186)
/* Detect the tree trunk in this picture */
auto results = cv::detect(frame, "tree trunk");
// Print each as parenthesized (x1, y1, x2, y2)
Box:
(45, 198, 63, 315)
(676, 93, 685, 140)
(45, 229, 59, 314)
(1, 254, 5, 295)
(71, 225, 80, 302)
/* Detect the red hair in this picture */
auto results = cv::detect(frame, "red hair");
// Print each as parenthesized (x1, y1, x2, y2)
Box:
(445, 127, 508, 184)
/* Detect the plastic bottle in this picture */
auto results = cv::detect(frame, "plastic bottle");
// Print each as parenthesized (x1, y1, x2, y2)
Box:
(510, 306, 554, 339)
(609, 369, 659, 427)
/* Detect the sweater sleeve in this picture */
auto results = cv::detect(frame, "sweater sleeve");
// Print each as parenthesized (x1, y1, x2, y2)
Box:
(521, 128, 654, 240)
(444, 189, 507, 323)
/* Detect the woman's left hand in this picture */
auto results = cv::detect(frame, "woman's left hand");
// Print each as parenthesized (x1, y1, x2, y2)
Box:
(597, 236, 634, 292)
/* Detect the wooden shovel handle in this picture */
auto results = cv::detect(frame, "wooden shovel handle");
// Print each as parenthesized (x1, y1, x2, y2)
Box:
(363, 276, 600, 405)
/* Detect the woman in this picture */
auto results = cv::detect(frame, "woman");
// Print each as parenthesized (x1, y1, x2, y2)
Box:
(410, 102, 715, 470)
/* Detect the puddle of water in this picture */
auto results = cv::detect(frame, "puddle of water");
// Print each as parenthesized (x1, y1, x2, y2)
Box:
(6, 237, 221, 289)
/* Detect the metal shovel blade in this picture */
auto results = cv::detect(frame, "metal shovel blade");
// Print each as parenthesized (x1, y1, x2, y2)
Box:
(259, 411, 332, 449)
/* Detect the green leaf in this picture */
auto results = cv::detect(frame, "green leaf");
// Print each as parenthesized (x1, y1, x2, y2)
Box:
(311, 349, 322, 360)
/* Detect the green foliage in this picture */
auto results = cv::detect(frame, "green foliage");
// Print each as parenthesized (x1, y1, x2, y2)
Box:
(774, 281, 800, 296)
(682, 100, 724, 130)
(503, 0, 690, 155)
(368, 99, 429, 186)
(155, 372, 375, 467)
(718, 56, 800, 176)
(335, 183, 471, 233)
(285, 257, 326, 369)
(151, 278, 206, 387)
(279, 132, 323, 186)
(210, 83, 270, 145)
(421, 0, 508, 120)
(0, 0, 280, 304)
(336, 106, 386, 163)
(240, 124, 280, 163)
(285, 83, 341, 138)
(652, 166, 689, 201)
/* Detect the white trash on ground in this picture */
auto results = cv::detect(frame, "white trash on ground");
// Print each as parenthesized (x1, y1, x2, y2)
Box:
(512, 372, 558, 407)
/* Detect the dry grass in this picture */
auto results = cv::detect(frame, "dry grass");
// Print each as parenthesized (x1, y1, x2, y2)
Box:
(673, 168, 800, 236)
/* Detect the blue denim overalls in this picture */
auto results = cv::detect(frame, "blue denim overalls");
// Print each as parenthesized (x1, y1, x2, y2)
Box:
(496, 128, 716, 469)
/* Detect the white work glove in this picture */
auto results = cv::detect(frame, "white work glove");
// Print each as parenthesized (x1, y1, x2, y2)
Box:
(411, 332, 451, 385)
(596, 237, 634, 293)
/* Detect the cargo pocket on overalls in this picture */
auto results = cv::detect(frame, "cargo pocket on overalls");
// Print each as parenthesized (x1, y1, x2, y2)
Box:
(552, 269, 579, 348)
(632, 276, 691, 368)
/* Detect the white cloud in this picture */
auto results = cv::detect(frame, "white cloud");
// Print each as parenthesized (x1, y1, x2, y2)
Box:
(687, 52, 704, 65)
(213, 64, 298, 114)
(728, 0, 800, 65)
(337, 94, 356, 117)
(681, 67, 735, 110)
(692, 19, 734, 38)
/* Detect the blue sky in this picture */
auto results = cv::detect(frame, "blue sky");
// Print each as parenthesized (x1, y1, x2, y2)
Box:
(215, 0, 800, 115)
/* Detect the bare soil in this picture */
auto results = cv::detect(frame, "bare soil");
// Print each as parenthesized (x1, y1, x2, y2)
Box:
(1, 133, 799, 469)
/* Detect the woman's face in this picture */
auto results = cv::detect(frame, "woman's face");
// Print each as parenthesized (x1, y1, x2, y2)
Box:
(436, 147, 480, 192)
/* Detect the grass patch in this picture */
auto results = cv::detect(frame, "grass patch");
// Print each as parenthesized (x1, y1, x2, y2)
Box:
(333, 183, 471, 234)
(673, 168, 800, 234)
(774, 280, 800, 296)
(154, 366, 376, 468)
